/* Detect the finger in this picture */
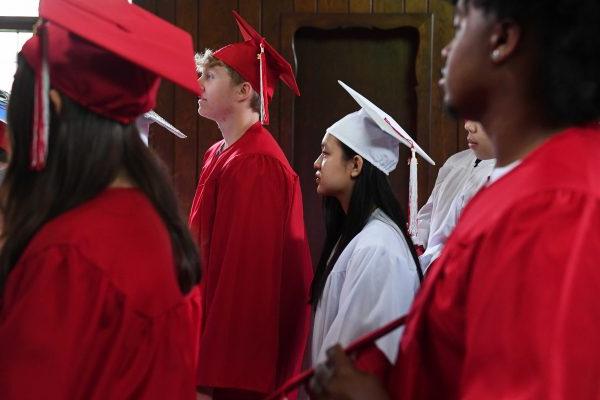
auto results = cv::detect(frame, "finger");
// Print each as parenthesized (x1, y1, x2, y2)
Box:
(325, 345, 352, 370)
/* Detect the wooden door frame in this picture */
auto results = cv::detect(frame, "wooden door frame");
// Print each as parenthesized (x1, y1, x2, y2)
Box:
(279, 13, 434, 170)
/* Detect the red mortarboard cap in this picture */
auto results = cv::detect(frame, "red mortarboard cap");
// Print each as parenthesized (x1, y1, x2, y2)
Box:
(213, 10, 300, 125)
(20, 0, 200, 170)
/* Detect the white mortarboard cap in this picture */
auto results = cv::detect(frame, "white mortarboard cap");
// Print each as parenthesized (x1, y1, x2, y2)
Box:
(136, 110, 187, 146)
(333, 80, 436, 239)
(337, 80, 434, 165)
(327, 109, 400, 174)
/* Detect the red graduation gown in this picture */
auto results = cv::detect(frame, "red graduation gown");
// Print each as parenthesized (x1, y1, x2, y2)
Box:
(189, 122, 313, 396)
(0, 188, 201, 399)
(389, 125, 600, 399)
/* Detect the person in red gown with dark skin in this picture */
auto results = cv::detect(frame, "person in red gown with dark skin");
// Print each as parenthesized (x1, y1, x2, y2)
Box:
(308, 0, 600, 399)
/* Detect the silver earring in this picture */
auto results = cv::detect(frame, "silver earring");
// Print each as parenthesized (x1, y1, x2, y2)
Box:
(492, 49, 501, 60)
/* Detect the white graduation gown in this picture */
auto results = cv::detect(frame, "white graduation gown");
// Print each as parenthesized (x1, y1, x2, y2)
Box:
(311, 209, 420, 366)
(416, 150, 495, 270)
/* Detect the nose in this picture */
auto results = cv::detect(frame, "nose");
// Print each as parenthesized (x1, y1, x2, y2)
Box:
(197, 77, 205, 96)
(314, 154, 322, 170)
(464, 120, 476, 133)
(441, 42, 451, 59)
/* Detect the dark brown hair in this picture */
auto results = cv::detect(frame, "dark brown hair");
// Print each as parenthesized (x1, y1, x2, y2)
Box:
(0, 55, 201, 294)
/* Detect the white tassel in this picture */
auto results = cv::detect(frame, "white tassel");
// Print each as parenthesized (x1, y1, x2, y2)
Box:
(40, 30, 50, 163)
(408, 147, 418, 239)
(258, 42, 265, 124)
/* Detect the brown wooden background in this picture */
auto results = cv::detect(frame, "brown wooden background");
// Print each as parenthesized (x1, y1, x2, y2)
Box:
(133, 0, 464, 263)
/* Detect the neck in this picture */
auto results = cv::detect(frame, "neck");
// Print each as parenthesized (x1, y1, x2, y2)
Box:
(478, 91, 565, 167)
(217, 110, 260, 149)
(337, 190, 353, 215)
(110, 170, 134, 188)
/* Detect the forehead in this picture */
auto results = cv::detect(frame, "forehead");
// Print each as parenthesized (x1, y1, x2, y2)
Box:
(322, 132, 343, 148)
(199, 64, 227, 75)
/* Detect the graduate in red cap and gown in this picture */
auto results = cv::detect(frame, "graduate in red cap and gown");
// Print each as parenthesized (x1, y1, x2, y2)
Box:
(0, 0, 202, 398)
(303, 0, 600, 399)
(189, 10, 313, 400)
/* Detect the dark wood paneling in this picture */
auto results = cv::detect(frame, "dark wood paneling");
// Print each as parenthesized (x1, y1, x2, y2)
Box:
(428, 0, 460, 178)
(349, 0, 371, 13)
(317, 0, 349, 13)
(374, 0, 404, 13)
(173, 0, 200, 214)
(262, 0, 295, 145)
(406, 0, 428, 12)
(239, 0, 262, 34)
(295, 0, 318, 12)
(151, 0, 176, 178)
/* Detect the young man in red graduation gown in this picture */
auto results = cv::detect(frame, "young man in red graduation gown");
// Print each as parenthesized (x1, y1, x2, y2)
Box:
(189, 11, 313, 400)
(308, 0, 600, 399)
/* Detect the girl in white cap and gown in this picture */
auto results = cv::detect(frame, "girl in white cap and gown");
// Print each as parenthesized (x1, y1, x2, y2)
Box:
(310, 81, 434, 380)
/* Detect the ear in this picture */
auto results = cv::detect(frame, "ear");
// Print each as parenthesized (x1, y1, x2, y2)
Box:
(489, 19, 521, 64)
(49, 89, 62, 115)
(349, 155, 364, 178)
(235, 81, 255, 103)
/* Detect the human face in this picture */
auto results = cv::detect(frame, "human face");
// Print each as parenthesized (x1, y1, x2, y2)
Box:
(197, 65, 238, 122)
(314, 133, 355, 201)
(465, 120, 494, 160)
(440, 0, 494, 118)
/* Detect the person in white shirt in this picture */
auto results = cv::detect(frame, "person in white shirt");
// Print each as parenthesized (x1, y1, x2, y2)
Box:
(310, 82, 432, 378)
(415, 120, 495, 270)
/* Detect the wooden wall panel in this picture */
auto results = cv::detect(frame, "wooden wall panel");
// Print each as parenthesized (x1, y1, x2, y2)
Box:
(318, 0, 349, 13)
(406, 0, 428, 12)
(152, 0, 175, 178)
(239, 0, 262, 34)
(374, 0, 404, 13)
(295, 0, 318, 13)
(349, 0, 371, 13)
(427, 0, 458, 187)
(262, 0, 295, 145)
(173, 0, 200, 214)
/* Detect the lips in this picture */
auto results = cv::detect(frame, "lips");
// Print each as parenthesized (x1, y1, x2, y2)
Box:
(438, 68, 447, 86)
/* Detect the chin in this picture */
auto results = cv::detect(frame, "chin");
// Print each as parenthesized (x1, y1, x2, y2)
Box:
(442, 99, 461, 119)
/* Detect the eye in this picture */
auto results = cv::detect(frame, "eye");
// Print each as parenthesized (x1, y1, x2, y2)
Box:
(452, 16, 460, 30)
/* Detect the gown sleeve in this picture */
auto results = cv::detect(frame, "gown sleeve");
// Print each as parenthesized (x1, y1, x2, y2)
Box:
(461, 191, 600, 400)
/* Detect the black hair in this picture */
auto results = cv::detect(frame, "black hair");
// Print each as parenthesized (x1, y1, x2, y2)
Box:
(452, 0, 600, 125)
(309, 140, 423, 307)
(0, 55, 201, 295)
